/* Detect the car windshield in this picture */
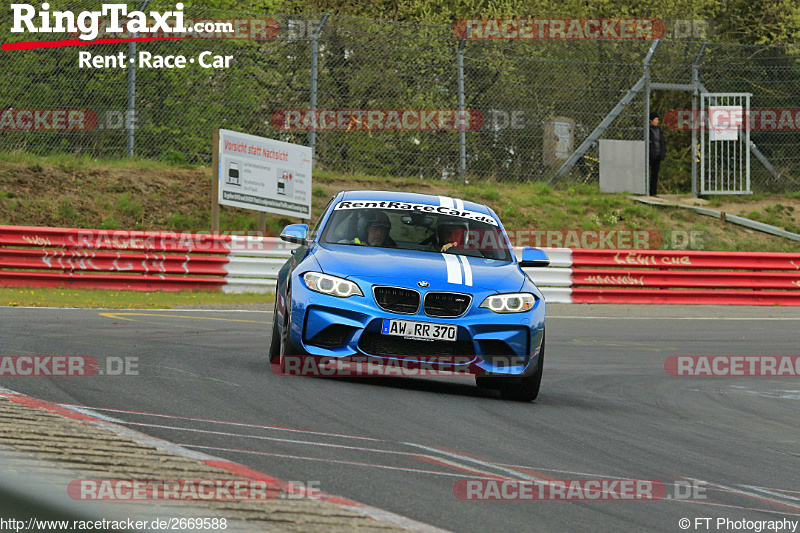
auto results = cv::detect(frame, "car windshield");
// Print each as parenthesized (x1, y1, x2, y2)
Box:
(320, 206, 512, 261)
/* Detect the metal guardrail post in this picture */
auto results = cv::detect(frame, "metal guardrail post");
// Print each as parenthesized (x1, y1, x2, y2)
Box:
(691, 43, 707, 197)
(643, 40, 659, 195)
(126, 0, 151, 158)
(309, 14, 331, 168)
(550, 40, 660, 185)
(127, 39, 136, 158)
(457, 38, 467, 182)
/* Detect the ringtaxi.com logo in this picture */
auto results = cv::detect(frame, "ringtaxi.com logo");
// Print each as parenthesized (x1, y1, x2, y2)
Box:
(71, 16, 279, 41)
(11, 3, 201, 41)
(0, 356, 138, 377)
(5, 4, 246, 67)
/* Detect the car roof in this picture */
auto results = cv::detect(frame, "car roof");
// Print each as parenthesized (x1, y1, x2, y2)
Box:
(337, 190, 494, 217)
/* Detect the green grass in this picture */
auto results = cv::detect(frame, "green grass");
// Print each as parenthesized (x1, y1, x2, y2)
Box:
(746, 204, 800, 234)
(2, 151, 799, 254)
(0, 151, 192, 172)
(0, 287, 273, 309)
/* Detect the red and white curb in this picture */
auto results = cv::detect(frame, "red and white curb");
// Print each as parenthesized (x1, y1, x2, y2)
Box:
(0, 386, 447, 533)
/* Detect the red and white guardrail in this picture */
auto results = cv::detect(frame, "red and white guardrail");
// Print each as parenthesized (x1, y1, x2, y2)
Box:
(522, 248, 800, 305)
(1, 225, 799, 305)
(0, 225, 292, 293)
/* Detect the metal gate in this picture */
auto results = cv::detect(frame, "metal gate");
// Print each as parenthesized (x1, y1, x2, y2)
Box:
(700, 93, 751, 194)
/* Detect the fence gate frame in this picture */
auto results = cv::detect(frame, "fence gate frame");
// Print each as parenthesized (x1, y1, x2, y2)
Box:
(551, 42, 780, 196)
(700, 92, 752, 195)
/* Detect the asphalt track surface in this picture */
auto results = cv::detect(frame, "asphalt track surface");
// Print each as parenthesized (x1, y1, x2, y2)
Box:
(2, 304, 800, 532)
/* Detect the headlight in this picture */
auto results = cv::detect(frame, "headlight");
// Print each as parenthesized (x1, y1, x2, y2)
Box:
(303, 272, 363, 298)
(479, 293, 536, 313)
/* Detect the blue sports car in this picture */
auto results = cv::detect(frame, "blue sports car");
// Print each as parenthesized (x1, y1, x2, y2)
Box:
(269, 190, 549, 401)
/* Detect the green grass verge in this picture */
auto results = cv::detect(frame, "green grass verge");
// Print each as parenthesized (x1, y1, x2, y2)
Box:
(0, 287, 273, 309)
(2, 152, 799, 253)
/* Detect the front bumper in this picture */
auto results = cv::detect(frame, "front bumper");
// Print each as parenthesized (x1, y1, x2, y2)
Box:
(286, 275, 545, 377)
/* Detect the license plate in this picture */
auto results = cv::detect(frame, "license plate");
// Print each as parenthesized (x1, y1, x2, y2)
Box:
(381, 319, 457, 342)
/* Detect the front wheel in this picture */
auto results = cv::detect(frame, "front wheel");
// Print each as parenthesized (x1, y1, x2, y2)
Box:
(276, 286, 303, 373)
(269, 292, 281, 364)
(500, 333, 545, 402)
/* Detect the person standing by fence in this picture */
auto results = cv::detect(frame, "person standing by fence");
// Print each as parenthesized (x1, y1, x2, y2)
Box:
(648, 112, 667, 197)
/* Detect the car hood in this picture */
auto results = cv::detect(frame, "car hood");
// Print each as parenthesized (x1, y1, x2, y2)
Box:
(312, 243, 525, 293)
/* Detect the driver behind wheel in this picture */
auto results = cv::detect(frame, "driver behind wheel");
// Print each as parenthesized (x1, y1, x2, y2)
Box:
(355, 211, 396, 247)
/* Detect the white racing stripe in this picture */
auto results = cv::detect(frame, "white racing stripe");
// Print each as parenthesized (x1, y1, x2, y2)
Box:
(458, 255, 473, 286)
(437, 196, 454, 209)
(440, 196, 465, 211)
(443, 253, 462, 284)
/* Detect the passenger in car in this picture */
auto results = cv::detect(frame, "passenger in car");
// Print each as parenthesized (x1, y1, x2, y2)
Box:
(438, 223, 467, 252)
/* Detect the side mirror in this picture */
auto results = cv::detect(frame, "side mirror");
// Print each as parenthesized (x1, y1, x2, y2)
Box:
(280, 224, 309, 245)
(519, 247, 550, 268)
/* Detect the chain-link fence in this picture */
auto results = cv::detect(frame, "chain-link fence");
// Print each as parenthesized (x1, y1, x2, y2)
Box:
(1, 6, 799, 191)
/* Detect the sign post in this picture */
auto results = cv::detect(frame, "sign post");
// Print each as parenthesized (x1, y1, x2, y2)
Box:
(211, 129, 220, 231)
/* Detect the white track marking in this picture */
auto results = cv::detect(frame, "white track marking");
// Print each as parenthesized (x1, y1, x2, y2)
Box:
(59, 401, 800, 517)
(403, 443, 546, 482)
(65, 406, 385, 441)
(666, 498, 800, 517)
(685, 477, 800, 512)
(742, 484, 800, 496)
(742, 485, 800, 502)
(112, 421, 520, 481)
(89, 421, 413, 454)
(184, 445, 497, 479)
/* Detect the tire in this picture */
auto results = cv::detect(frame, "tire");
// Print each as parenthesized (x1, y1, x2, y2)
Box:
(279, 287, 291, 355)
(276, 286, 298, 373)
(269, 293, 281, 363)
(499, 332, 545, 402)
